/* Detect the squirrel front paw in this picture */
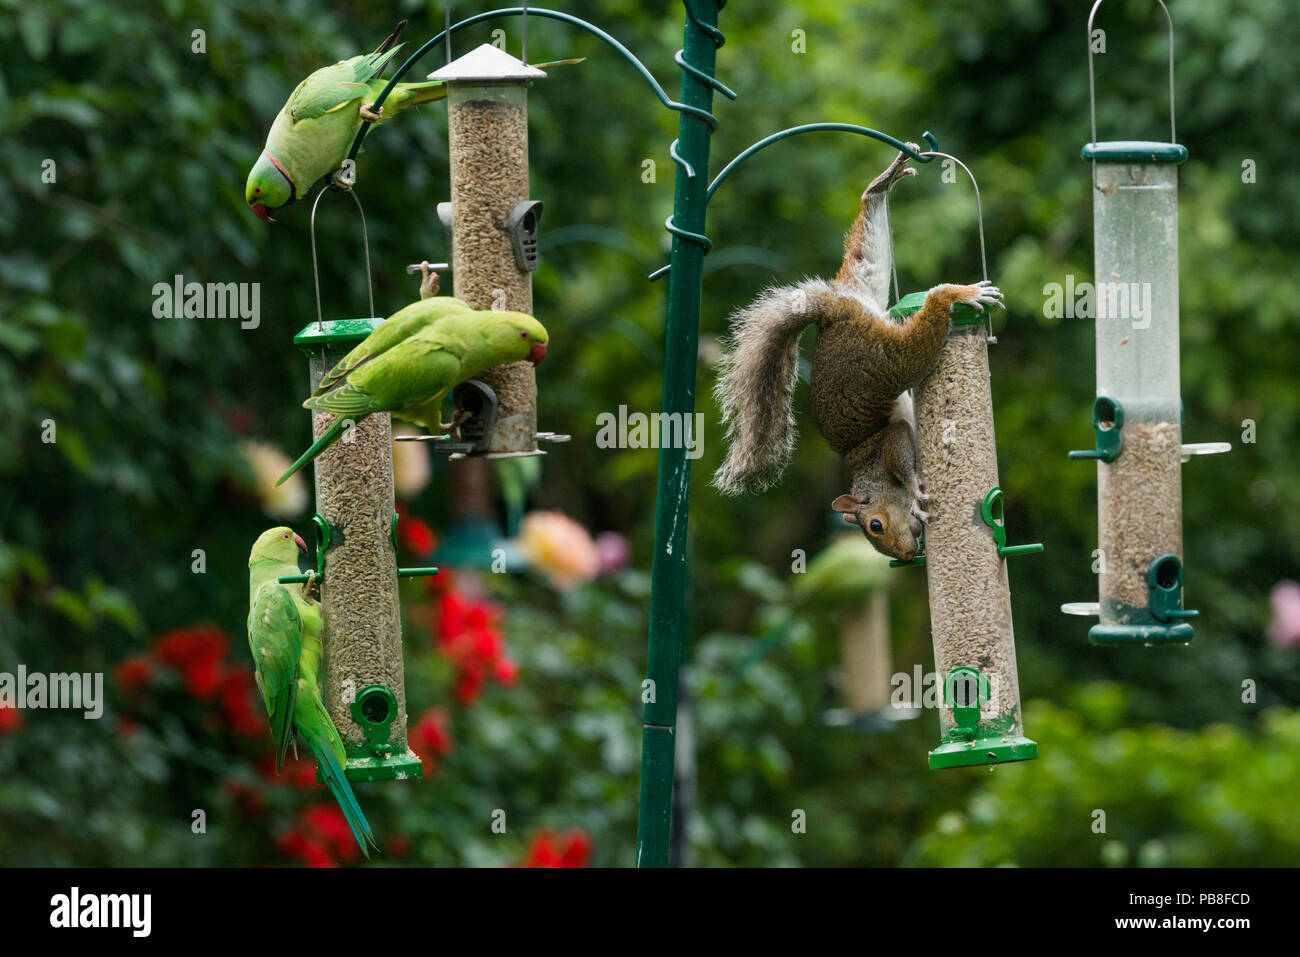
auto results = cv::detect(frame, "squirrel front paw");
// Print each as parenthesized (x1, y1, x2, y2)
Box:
(951, 280, 1004, 314)
(908, 475, 931, 503)
(908, 497, 930, 525)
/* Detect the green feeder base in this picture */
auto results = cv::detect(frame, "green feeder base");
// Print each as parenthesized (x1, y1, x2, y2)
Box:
(929, 734, 1038, 770)
(315, 749, 424, 785)
(1089, 622, 1194, 646)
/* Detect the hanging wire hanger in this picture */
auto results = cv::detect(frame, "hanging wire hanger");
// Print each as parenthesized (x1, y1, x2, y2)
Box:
(309, 186, 375, 333)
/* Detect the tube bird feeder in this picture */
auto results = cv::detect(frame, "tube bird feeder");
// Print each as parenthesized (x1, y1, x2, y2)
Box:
(285, 192, 427, 783)
(894, 296, 1041, 768)
(429, 44, 550, 457)
(1064, 0, 1228, 645)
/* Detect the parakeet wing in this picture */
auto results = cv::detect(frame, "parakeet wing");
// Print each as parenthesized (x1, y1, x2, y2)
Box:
(287, 47, 403, 121)
(313, 297, 472, 396)
(248, 581, 302, 772)
(308, 336, 462, 416)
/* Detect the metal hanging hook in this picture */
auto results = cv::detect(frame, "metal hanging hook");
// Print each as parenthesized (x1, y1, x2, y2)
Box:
(908, 150, 993, 339)
(1087, 0, 1178, 188)
(444, 1, 453, 66)
(310, 186, 375, 331)
(522, 0, 529, 65)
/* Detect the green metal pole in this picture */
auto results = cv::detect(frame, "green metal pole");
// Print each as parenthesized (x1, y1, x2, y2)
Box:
(636, 0, 725, 868)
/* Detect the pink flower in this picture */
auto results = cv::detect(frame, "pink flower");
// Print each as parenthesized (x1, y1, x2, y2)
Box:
(1266, 581, 1300, 649)
(594, 531, 631, 575)
(516, 511, 599, 591)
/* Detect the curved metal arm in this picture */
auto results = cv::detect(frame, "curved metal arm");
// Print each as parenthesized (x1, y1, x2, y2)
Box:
(706, 125, 937, 204)
(345, 7, 735, 165)
(648, 126, 939, 282)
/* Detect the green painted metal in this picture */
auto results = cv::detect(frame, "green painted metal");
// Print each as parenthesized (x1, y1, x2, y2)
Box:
(314, 683, 424, 784)
(1089, 554, 1197, 645)
(636, 0, 726, 869)
(1081, 140, 1187, 164)
(927, 667, 1038, 769)
(1069, 395, 1124, 462)
(980, 487, 1044, 559)
(293, 317, 383, 353)
(888, 291, 987, 326)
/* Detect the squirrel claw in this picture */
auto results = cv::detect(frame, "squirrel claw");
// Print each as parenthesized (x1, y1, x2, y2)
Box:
(956, 280, 1004, 314)
(909, 499, 931, 524)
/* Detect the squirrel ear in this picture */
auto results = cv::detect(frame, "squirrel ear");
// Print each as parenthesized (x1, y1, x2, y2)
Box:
(830, 494, 858, 513)
(841, 512, 860, 526)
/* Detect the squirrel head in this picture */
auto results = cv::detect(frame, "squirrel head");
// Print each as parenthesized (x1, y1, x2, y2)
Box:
(831, 493, 921, 562)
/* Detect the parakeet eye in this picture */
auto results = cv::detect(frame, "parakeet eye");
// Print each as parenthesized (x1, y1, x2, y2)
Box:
(254, 186, 262, 195)
(869, 519, 884, 534)
(520, 330, 528, 338)
(282, 532, 290, 539)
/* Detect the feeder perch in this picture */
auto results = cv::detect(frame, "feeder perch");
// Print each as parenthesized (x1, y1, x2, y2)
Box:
(430, 43, 557, 457)
(1065, 0, 1228, 646)
(290, 305, 423, 782)
(889, 292, 1039, 769)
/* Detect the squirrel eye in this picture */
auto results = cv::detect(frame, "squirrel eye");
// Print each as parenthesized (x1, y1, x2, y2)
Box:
(869, 519, 884, 534)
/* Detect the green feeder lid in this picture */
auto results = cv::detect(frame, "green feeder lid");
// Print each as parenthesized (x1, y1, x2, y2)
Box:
(1081, 140, 1188, 165)
(889, 291, 990, 326)
(294, 317, 384, 354)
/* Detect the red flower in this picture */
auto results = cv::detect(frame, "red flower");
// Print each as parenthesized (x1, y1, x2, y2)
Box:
(519, 829, 592, 868)
(183, 658, 225, 701)
(411, 707, 455, 776)
(261, 753, 321, 790)
(301, 804, 360, 863)
(154, 624, 229, 670)
(0, 705, 22, 734)
(400, 517, 437, 558)
(222, 777, 267, 816)
(276, 829, 336, 868)
(455, 670, 485, 706)
(493, 656, 519, 686)
(115, 717, 140, 739)
(219, 667, 267, 739)
(114, 656, 154, 696)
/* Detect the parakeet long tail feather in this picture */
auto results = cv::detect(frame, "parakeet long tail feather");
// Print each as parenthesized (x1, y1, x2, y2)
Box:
(276, 415, 350, 487)
(312, 739, 377, 857)
(272, 683, 297, 775)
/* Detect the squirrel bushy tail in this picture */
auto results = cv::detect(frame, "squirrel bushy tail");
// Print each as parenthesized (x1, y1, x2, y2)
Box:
(712, 277, 836, 495)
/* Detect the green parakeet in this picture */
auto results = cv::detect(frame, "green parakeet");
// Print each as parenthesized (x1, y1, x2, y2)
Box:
(247, 527, 378, 857)
(244, 19, 440, 221)
(245, 20, 583, 221)
(277, 307, 549, 485)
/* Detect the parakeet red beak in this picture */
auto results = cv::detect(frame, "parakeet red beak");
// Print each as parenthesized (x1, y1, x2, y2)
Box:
(250, 203, 274, 223)
(293, 533, 308, 554)
(529, 343, 547, 364)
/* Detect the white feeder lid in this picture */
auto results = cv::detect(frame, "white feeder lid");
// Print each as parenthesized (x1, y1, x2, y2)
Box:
(428, 43, 547, 82)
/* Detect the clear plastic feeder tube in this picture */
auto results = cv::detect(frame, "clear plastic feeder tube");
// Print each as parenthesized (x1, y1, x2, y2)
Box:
(1085, 149, 1193, 642)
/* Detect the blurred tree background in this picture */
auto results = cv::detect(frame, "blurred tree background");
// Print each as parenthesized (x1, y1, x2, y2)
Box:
(1, 0, 1297, 866)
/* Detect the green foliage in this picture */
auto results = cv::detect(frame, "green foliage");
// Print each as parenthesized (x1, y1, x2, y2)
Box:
(907, 684, 1300, 866)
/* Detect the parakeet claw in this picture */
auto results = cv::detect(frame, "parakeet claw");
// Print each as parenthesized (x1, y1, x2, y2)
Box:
(360, 103, 384, 123)
(439, 409, 473, 438)
(302, 570, 320, 604)
(419, 261, 440, 300)
(330, 164, 356, 190)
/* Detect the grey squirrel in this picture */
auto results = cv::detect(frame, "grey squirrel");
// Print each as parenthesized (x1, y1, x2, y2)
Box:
(712, 148, 1003, 561)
